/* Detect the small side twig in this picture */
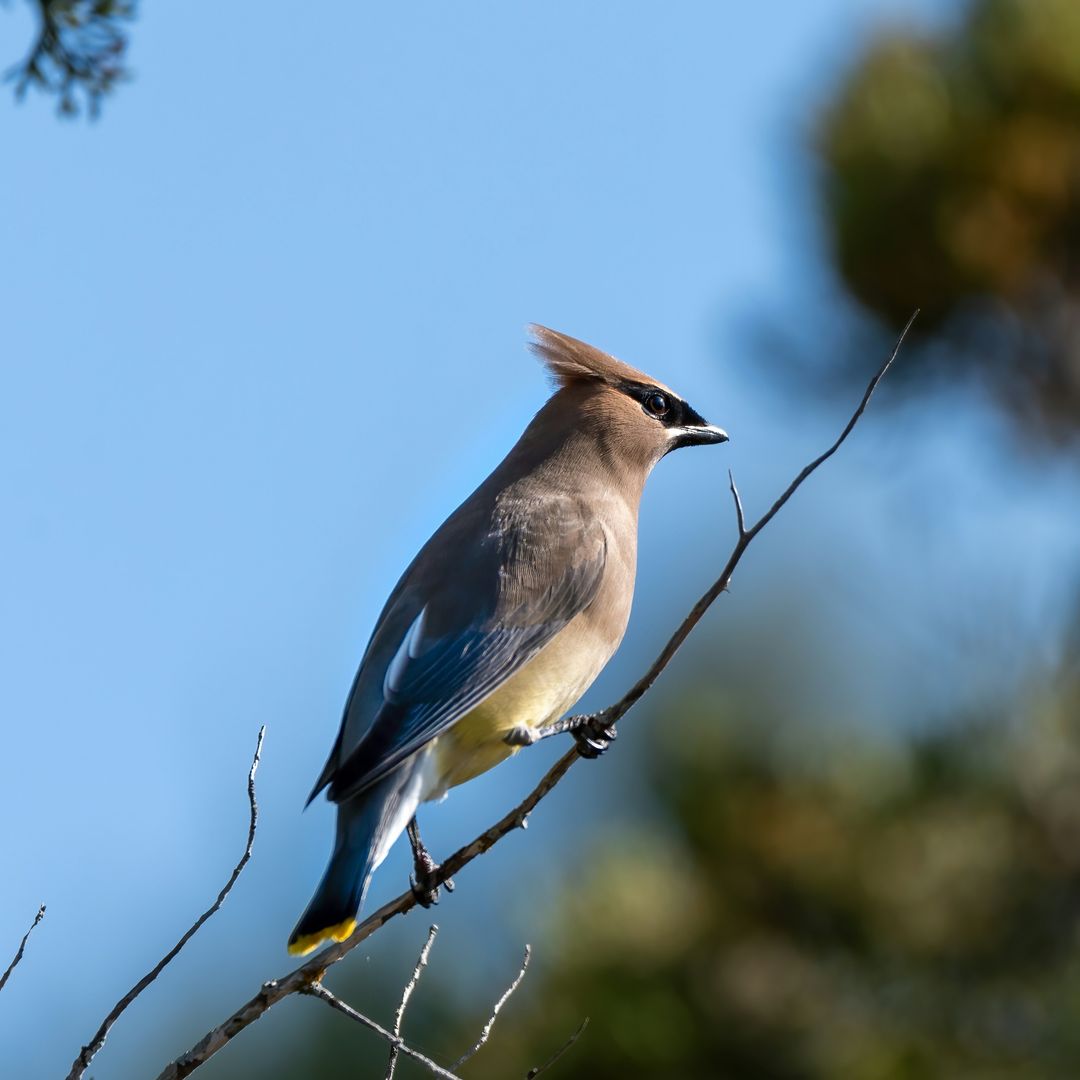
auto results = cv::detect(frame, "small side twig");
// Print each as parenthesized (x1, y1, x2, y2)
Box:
(66, 727, 265, 1080)
(729, 470, 747, 537)
(452, 945, 531, 1070)
(527, 1017, 590, 1079)
(302, 982, 460, 1080)
(0, 904, 46, 994)
(386, 924, 439, 1080)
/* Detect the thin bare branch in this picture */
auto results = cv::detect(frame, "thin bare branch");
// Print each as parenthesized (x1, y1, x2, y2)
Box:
(155, 751, 576, 1080)
(452, 945, 531, 1070)
(386, 924, 439, 1080)
(526, 1017, 590, 1079)
(155, 321, 912, 1079)
(0, 904, 45, 994)
(728, 469, 747, 538)
(302, 981, 461, 1080)
(67, 727, 264, 1080)
(743, 310, 918, 545)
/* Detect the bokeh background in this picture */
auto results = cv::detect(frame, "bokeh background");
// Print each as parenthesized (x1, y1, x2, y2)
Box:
(4, 1, 1080, 1077)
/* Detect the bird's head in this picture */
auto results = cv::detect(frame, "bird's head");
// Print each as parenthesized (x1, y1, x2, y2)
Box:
(528, 324, 728, 474)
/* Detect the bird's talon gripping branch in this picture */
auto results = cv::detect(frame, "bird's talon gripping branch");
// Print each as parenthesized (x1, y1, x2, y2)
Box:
(571, 714, 618, 759)
(406, 819, 451, 908)
(410, 875, 442, 908)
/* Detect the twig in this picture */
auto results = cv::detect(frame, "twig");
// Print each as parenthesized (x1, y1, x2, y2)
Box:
(452, 945, 531, 1070)
(386, 924, 439, 1080)
(0, 904, 45, 994)
(302, 981, 461, 1080)
(66, 727, 264, 1080)
(729, 470, 746, 536)
(154, 317, 914, 1079)
(527, 1017, 590, 1078)
(155, 753, 575, 1079)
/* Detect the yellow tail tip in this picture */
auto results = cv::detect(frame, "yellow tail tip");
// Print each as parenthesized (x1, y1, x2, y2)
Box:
(287, 918, 357, 957)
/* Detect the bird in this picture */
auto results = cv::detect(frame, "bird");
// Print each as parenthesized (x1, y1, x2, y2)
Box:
(288, 325, 728, 956)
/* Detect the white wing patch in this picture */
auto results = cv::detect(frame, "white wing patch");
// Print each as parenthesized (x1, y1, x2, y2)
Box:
(383, 606, 428, 698)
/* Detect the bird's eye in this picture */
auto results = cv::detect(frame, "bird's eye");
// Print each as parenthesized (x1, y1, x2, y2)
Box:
(643, 391, 670, 419)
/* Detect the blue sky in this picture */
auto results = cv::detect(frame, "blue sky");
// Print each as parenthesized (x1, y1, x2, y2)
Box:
(4, 1, 1079, 1076)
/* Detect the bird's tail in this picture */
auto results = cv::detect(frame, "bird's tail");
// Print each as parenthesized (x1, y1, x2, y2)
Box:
(288, 759, 426, 956)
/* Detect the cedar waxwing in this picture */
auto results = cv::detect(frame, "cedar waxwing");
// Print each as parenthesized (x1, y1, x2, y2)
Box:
(288, 326, 728, 955)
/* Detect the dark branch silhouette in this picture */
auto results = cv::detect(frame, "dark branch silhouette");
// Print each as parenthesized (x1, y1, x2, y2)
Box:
(0, 904, 45, 994)
(527, 1017, 590, 1079)
(66, 726, 264, 1080)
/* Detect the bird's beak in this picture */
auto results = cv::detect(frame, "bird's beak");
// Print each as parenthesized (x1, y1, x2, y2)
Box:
(664, 401, 729, 452)
(682, 423, 729, 446)
(668, 422, 729, 450)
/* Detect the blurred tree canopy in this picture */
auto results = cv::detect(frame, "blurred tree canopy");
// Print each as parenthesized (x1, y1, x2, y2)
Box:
(5, 0, 135, 116)
(818, 0, 1080, 433)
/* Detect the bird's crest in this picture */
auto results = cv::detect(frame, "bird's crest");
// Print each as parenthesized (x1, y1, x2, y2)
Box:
(528, 325, 655, 389)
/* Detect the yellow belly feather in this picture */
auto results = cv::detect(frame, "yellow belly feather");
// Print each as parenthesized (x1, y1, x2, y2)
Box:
(431, 627, 601, 793)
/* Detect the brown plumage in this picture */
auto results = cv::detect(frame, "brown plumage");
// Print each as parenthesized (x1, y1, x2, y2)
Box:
(528, 324, 663, 389)
(288, 325, 728, 956)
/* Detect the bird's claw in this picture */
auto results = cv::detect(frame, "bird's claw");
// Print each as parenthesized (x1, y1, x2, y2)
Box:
(572, 713, 618, 759)
(410, 852, 454, 908)
(410, 873, 441, 908)
(407, 817, 453, 908)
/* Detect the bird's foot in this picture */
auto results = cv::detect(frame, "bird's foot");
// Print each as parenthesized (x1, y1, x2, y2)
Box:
(571, 712, 618, 759)
(407, 818, 453, 908)
(411, 860, 452, 908)
(503, 714, 618, 757)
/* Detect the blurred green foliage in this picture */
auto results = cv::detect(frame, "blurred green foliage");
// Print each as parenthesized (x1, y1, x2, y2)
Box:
(5, 0, 135, 116)
(818, 0, 1080, 431)
(482, 647, 1080, 1079)
(509, 681, 1080, 1077)
(220, 634, 1080, 1080)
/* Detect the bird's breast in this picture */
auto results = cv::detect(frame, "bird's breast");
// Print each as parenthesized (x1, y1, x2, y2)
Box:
(429, 578, 632, 795)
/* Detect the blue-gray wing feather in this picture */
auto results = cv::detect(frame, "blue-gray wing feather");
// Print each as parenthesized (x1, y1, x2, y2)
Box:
(318, 506, 607, 804)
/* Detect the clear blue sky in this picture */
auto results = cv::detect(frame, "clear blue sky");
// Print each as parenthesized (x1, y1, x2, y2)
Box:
(3, 2, 1079, 1076)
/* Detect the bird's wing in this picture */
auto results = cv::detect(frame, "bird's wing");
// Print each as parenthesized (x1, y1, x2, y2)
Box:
(320, 503, 608, 803)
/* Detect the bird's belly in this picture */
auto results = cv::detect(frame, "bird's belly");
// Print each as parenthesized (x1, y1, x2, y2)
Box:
(429, 625, 608, 795)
